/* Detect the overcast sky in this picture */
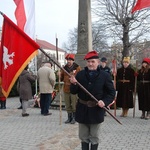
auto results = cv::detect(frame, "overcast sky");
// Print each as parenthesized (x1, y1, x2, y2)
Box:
(0, 0, 79, 48)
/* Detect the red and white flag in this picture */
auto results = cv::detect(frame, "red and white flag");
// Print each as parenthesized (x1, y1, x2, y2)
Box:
(14, 0, 35, 39)
(132, 0, 150, 13)
(0, 14, 40, 97)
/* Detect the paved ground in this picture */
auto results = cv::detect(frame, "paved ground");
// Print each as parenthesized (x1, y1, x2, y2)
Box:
(0, 97, 150, 150)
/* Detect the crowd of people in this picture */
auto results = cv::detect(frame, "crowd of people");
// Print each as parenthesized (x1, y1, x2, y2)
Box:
(116, 57, 150, 120)
(0, 51, 150, 150)
(1, 52, 150, 120)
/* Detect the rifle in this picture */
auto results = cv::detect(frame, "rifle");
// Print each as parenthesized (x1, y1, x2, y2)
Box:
(39, 48, 122, 125)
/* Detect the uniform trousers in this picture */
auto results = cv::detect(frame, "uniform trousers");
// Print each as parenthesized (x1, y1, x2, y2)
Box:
(64, 92, 77, 113)
(79, 123, 101, 144)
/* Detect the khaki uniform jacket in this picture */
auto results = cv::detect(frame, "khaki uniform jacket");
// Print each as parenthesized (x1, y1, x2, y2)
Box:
(61, 63, 81, 93)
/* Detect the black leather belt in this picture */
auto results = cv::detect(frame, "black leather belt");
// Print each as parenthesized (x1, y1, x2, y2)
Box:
(79, 99, 97, 107)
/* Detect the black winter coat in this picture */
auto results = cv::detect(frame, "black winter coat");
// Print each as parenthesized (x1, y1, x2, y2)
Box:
(70, 67, 115, 124)
(137, 69, 150, 111)
(116, 66, 135, 108)
(99, 66, 111, 75)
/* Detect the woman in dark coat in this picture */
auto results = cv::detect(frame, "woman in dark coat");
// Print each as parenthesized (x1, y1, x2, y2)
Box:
(116, 57, 135, 117)
(18, 66, 37, 117)
(137, 58, 150, 120)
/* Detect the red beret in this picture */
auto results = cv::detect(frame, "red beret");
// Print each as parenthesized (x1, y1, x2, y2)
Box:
(142, 58, 150, 64)
(84, 50, 99, 60)
(65, 54, 75, 61)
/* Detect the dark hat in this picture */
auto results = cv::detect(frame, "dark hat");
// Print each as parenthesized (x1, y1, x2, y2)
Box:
(84, 50, 99, 60)
(142, 58, 150, 64)
(101, 57, 107, 62)
(65, 54, 75, 61)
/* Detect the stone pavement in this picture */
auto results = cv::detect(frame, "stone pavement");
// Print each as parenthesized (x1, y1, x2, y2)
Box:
(0, 97, 150, 150)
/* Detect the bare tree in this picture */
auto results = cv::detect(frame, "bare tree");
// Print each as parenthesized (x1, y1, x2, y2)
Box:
(62, 28, 78, 53)
(93, 0, 150, 59)
(62, 22, 109, 53)
(92, 23, 109, 52)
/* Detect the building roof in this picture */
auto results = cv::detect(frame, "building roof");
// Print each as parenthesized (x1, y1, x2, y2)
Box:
(36, 39, 65, 52)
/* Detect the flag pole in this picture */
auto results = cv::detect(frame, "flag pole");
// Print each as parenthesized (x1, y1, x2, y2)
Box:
(38, 47, 122, 125)
(55, 36, 62, 125)
(133, 60, 138, 118)
(113, 57, 117, 116)
(0, 11, 4, 16)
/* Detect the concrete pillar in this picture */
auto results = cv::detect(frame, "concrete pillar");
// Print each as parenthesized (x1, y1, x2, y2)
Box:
(75, 0, 92, 69)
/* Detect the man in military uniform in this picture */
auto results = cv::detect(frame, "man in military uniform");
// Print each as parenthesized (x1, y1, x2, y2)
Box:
(60, 54, 81, 124)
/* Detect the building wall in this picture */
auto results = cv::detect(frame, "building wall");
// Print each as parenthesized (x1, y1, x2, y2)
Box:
(44, 49, 65, 66)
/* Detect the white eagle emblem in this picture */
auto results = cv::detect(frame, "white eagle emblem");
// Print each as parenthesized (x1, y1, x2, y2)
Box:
(3, 46, 15, 70)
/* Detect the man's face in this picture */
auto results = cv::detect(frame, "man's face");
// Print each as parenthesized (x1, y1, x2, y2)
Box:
(142, 62, 148, 68)
(86, 59, 100, 70)
(101, 62, 106, 68)
(67, 59, 74, 67)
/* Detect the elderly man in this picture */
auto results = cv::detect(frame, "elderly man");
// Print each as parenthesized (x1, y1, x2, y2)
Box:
(70, 51, 115, 150)
(38, 62, 56, 116)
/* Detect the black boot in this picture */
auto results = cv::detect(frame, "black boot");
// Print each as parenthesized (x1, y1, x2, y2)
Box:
(91, 144, 98, 150)
(70, 112, 76, 124)
(65, 113, 72, 124)
(1, 101, 6, 109)
(0, 100, 2, 109)
(81, 142, 89, 150)
(4, 101, 6, 109)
